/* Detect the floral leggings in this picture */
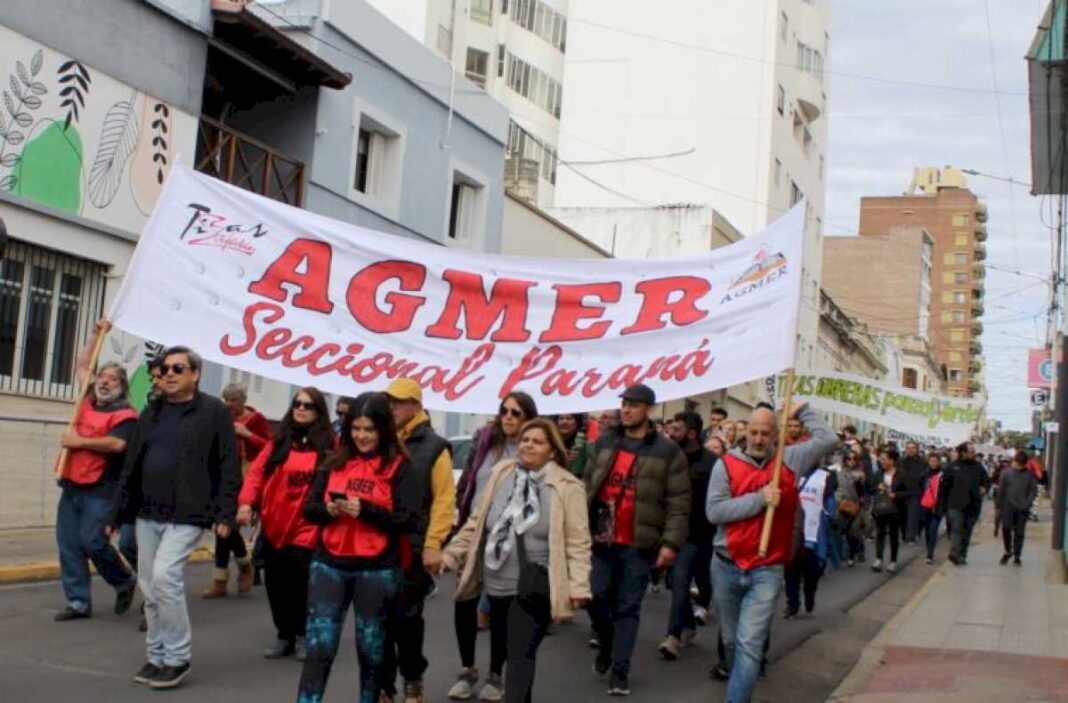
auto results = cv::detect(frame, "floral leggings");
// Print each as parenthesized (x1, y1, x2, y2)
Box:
(297, 561, 398, 703)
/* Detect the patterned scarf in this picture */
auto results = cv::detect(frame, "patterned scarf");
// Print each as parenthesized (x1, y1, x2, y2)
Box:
(484, 468, 541, 572)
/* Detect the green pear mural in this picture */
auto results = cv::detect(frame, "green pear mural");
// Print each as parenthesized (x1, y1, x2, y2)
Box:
(11, 120, 82, 211)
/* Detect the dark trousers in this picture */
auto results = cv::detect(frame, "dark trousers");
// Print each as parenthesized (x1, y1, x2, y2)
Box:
(784, 546, 824, 614)
(845, 517, 865, 561)
(666, 541, 711, 637)
(455, 596, 481, 669)
(589, 545, 653, 677)
(263, 541, 312, 641)
(903, 497, 921, 542)
(213, 529, 248, 569)
(875, 513, 900, 563)
(948, 509, 978, 562)
(382, 564, 432, 692)
(503, 594, 551, 703)
(921, 509, 942, 560)
(1002, 509, 1029, 557)
(485, 595, 514, 677)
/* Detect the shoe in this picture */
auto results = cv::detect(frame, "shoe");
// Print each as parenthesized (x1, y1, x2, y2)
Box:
(588, 631, 601, 649)
(295, 636, 307, 662)
(948, 554, 960, 566)
(693, 605, 708, 626)
(447, 668, 479, 700)
(201, 578, 228, 599)
(846, 558, 855, 567)
(114, 586, 136, 615)
(148, 662, 191, 690)
(607, 673, 631, 696)
(1014, 556, 1022, 567)
(710, 663, 729, 681)
(593, 654, 610, 677)
(253, 567, 263, 587)
(925, 557, 933, 565)
(871, 559, 883, 572)
(887, 562, 897, 574)
(783, 608, 798, 619)
(264, 637, 295, 658)
(237, 557, 254, 593)
(1000, 553, 1012, 565)
(403, 678, 425, 703)
(478, 673, 503, 701)
(658, 635, 680, 661)
(54, 606, 90, 622)
(649, 584, 662, 595)
(477, 610, 491, 631)
(680, 628, 696, 647)
(133, 662, 163, 684)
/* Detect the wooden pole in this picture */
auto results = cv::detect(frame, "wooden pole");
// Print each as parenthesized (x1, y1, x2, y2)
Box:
(758, 367, 796, 558)
(53, 328, 108, 479)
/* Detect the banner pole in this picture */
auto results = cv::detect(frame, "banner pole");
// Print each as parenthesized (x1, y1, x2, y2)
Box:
(54, 325, 108, 479)
(758, 367, 796, 558)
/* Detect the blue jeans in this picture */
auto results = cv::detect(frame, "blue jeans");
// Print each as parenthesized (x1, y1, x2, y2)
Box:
(136, 519, 204, 667)
(921, 509, 942, 560)
(55, 486, 135, 613)
(711, 556, 783, 703)
(666, 541, 710, 637)
(119, 522, 138, 571)
(589, 545, 653, 677)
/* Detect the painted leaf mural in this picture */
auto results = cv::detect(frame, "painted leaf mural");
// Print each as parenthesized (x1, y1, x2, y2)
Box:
(0, 48, 45, 192)
(130, 100, 172, 215)
(87, 92, 140, 208)
(11, 120, 83, 211)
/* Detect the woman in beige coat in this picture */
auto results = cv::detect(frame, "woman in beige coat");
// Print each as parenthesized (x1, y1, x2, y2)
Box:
(440, 417, 592, 703)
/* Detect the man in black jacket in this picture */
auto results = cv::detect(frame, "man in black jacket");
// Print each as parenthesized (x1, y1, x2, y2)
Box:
(658, 411, 717, 661)
(940, 442, 985, 566)
(899, 442, 926, 543)
(113, 346, 239, 690)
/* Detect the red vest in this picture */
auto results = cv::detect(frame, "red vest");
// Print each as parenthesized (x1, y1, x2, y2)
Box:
(321, 455, 402, 559)
(259, 447, 320, 549)
(62, 400, 139, 486)
(722, 452, 798, 570)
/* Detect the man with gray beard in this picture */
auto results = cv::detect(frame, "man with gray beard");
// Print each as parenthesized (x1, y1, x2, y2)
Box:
(54, 320, 139, 622)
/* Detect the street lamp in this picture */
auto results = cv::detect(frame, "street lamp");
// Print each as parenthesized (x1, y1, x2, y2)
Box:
(961, 168, 1033, 189)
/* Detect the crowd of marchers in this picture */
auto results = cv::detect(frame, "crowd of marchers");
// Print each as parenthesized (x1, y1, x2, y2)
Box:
(51, 319, 1043, 703)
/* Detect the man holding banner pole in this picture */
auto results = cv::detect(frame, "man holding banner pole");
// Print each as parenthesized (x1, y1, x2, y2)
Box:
(705, 401, 836, 703)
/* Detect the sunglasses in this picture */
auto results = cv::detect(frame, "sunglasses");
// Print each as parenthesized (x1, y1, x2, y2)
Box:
(160, 363, 189, 376)
(499, 406, 525, 419)
(293, 400, 317, 411)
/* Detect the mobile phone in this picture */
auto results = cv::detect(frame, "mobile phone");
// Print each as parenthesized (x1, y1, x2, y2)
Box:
(329, 492, 346, 502)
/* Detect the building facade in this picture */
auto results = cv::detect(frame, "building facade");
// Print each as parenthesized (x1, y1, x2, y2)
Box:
(857, 166, 987, 397)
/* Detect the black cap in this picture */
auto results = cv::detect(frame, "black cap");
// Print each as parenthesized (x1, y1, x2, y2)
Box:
(619, 383, 656, 405)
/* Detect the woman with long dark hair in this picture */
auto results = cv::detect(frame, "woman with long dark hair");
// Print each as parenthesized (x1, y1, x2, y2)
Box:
(552, 413, 588, 478)
(296, 392, 421, 703)
(872, 448, 908, 573)
(237, 387, 334, 660)
(449, 391, 538, 701)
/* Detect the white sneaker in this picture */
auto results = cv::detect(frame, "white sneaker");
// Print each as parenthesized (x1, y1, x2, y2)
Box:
(887, 562, 897, 573)
(478, 674, 503, 702)
(871, 559, 883, 572)
(693, 605, 708, 626)
(658, 635, 680, 661)
(447, 668, 479, 700)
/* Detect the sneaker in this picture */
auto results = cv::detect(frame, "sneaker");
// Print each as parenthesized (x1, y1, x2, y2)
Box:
(54, 606, 90, 622)
(588, 631, 601, 649)
(1000, 553, 1012, 565)
(133, 662, 163, 685)
(295, 636, 307, 662)
(607, 673, 631, 696)
(447, 668, 479, 700)
(114, 585, 136, 615)
(148, 662, 191, 690)
(783, 608, 798, 619)
(478, 673, 503, 701)
(887, 562, 897, 574)
(403, 678, 425, 703)
(1014, 556, 1022, 567)
(871, 559, 883, 572)
(925, 557, 934, 565)
(710, 663, 729, 681)
(593, 654, 611, 677)
(680, 628, 697, 647)
(693, 605, 708, 626)
(658, 635, 680, 661)
(264, 637, 295, 658)
(846, 558, 855, 567)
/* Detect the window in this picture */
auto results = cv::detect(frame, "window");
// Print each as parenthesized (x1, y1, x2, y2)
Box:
(948, 368, 962, 382)
(510, 0, 566, 51)
(902, 368, 918, 389)
(351, 106, 406, 218)
(776, 84, 785, 115)
(780, 11, 788, 42)
(954, 272, 968, 284)
(952, 310, 965, 323)
(465, 48, 489, 87)
(0, 241, 105, 399)
(955, 253, 970, 265)
(506, 119, 558, 185)
(954, 233, 969, 247)
(790, 181, 803, 206)
(953, 291, 967, 304)
(446, 170, 486, 247)
(796, 41, 823, 80)
(470, 0, 492, 25)
(497, 44, 506, 77)
(354, 129, 370, 193)
(773, 158, 782, 187)
(506, 53, 562, 118)
(950, 330, 965, 342)
(952, 213, 971, 226)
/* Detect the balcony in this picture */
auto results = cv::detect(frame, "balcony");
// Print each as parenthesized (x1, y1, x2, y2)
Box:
(972, 320, 984, 336)
(970, 339, 982, 355)
(971, 298, 984, 316)
(975, 223, 987, 241)
(196, 116, 304, 206)
(975, 242, 987, 260)
(970, 358, 983, 374)
(974, 262, 986, 279)
(968, 379, 982, 395)
(976, 202, 988, 222)
(972, 276, 985, 293)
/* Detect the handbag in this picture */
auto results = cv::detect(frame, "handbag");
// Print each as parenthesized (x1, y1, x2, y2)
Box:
(837, 498, 860, 519)
(516, 530, 550, 604)
(590, 454, 638, 546)
(872, 491, 897, 517)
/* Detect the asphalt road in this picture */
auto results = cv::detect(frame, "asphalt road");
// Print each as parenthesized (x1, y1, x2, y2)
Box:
(0, 541, 924, 703)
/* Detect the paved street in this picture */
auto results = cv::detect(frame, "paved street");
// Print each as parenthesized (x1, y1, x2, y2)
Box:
(0, 541, 924, 703)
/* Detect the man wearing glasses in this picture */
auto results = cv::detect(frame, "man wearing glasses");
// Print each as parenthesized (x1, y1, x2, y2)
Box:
(112, 345, 240, 690)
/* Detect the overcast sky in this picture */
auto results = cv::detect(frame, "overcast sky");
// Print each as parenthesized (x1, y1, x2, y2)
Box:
(826, 0, 1051, 431)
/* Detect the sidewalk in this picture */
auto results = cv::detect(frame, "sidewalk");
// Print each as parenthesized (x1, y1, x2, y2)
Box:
(831, 502, 1068, 702)
(0, 527, 215, 583)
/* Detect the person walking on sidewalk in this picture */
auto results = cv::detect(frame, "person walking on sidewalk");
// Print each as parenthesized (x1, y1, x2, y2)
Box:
(658, 411, 716, 662)
(440, 418, 592, 703)
(997, 452, 1039, 567)
(586, 384, 690, 696)
(899, 442, 926, 544)
(54, 319, 139, 622)
(296, 392, 422, 703)
(705, 403, 836, 703)
(941, 442, 985, 566)
(919, 453, 945, 565)
(382, 378, 456, 703)
(202, 384, 271, 598)
(784, 463, 837, 618)
(237, 387, 334, 661)
(871, 448, 907, 573)
(113, 346, 240, 690)
(839, 451, 870, 566)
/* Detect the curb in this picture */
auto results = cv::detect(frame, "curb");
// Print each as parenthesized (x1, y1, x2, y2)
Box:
(0, 547, 215, 585)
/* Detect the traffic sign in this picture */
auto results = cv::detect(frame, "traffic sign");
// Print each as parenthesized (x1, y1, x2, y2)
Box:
(1031, 389, 1050, 407)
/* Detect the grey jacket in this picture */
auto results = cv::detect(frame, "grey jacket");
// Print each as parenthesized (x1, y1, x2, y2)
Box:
(705, 406, 838, 554)
(997, 468, 1038, 513)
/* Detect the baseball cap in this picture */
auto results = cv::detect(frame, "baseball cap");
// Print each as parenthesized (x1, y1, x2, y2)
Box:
(619, 383, 656, 405)
(384, 378, 422, 403)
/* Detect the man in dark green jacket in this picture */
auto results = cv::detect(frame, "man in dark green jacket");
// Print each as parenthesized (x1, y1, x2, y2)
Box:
(585, 383, 690, 696)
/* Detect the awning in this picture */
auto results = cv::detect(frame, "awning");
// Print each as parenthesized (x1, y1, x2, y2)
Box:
(211, 4, 352, 90)
(1027, 0, 1068, 194)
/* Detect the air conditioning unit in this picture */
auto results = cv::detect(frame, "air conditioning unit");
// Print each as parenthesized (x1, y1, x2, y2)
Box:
(504, 155, 540, 204)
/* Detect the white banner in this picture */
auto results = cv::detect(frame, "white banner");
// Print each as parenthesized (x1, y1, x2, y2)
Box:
(110, 167, 805, 414)
(781, 371, 980, 444)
